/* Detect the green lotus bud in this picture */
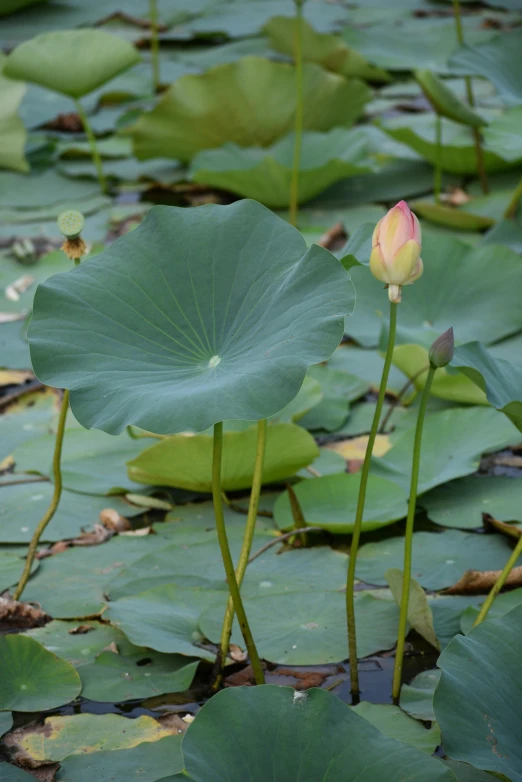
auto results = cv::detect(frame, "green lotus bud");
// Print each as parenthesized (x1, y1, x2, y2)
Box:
(429, 327, 454, 368)
(57, 209, 85, 239)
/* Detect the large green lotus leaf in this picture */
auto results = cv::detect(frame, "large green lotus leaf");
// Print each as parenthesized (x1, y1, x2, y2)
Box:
(0, 319, 30, 370)
(127, 421, 319, 492)
(0, 711, 12, 736)
(391, 344, 487, 406)
(371, 407, 520, 495)
(157, 500, 277, 546)
(483, 106, 522, 162)
(298, 363, 369, 432)
(460, 587, 522, 635)
(190, 128, 375, 208)
(351, 702, 440, 754)
(105, 585, 225, 660)
(379, 113, 515, 174)
(4, 29, 141, 99)
(449, 30, 522, 106)
(14, 428, 151, 495)
(273, 473, 408, 534)
(345, 232, 522, 348)
(180, 685, 455, 782)
(264, 16, 390, 82)
(1, 766, 34, 781)
(7, 713, 174, 763)
(128, 57, 371, 162)
(200, 591, 400, 664)
(0, 54, 28, 173)
(434, 604, 522, 780)
(0, 551, 37, 591)
(356, 529, 522, 590)
(422, 476, 522, 529)
(443, 760, 498, 782)
(29, 201, 354, 435)
(400, 669, 441, 721)
(451, 341, 522, 432)
(22, 535, 168, 617)
(56, 735, 183, 782)
(342, 17, 494, 74)
(0, 635, 81, 711)
(0, 482, 143, 544)
(26, 619, 128, 666)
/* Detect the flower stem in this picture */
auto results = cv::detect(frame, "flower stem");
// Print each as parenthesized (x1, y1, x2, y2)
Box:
(346, 300, 397, 700)
(434, 113, 442, 203)
(149, 0, 160, 92)
(289, 0, 304, 228)
(74, 99, 107, 194)
(473, 534, 522, 627)
(504, 177, 522, 220)
(212, 422, 265, 685)
(213, 419, 267, 688)
(391, 364, 435, 704)
(13, 389, 70, 600)
(452, 0, 489, 194)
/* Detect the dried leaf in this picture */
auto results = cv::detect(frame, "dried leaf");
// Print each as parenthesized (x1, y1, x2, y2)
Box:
(444, 566, 522, 594)
(70, 524, 113, 546)
(0, 595, 48, 629)
(482, 512, 522, 540)
(0, 370, 33, 386)
(440, 187, 470, 207)
(229, 644, 247, 663)
(5, 274, 35, 302)
(318, 222, 346, 250)
(99, 508, 131, 532)
(326, 434, 392, 471)
(68, 624, 95, 635)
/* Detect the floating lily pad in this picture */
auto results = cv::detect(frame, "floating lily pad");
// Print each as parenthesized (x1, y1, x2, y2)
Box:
(0, 54, 28, 173)
(56, 735, 183, 782)
(29, 201, 354, 435)
(0, 711, 12, 736)
(127, 422, 318, 492)
(297, 447, 346, 478)
(429, 594, 483, 649)
(158, 501, 276, 545)
(26, 620, 127, 666)
(414, 69, 485, 128)
(274, 473, 408, 534)
(0, 635, 81, 711)
(328, 345, 409, 397)
(1, 766, 35, 781)
(434, 604, 522, 780)
(356, 529, 522, 590)
(352, 701, 440, 754)
(483, 106, 522, 162)
(0, 551, 37, 591)
(298, 363, 369, 432)
(371, 407, 520, 495)
(273, 374, 323, 423)
(422, 475, 522, 529)
(129, 57, 371, 162)
(200, 591, 400, 664)
(190, 128, 375, 208)
(0, 390, 56, 462)
(4, 29, 141, 99)
(0, 482, 144, 544)
(346, 232, 522, 348)
(180, 685, 455, 782)
(460, 587, 522, 635)
(449, 30, 522, 106)
(400, 669, 441, 721)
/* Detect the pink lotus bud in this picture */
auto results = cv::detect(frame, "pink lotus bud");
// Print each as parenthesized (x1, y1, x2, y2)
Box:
(369, 201, 423, 304)
(429, 327, 454, 368)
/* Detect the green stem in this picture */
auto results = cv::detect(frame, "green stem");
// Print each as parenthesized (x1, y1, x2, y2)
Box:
(473, 535, 522, 627)
(379, 364, 430, 434)
(434, 113, 442, 204)
(346, 300, 397, 700)
(13, 389, 70, 600)
(212, 422, 265, 685)
(452, 0, 489, 194)
(504, 177, 522, 220)
(74, 99, 107, 195)
(289, 0, 304, 228)
(149, 0, 160, 92)
(391, 365, 436, 704)
(213, 419, 267, 688)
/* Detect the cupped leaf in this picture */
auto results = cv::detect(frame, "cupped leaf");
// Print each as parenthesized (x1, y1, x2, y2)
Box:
(385, 568, 439, 650)
(4, 29, 141, 99)
(415, 70, 485, 128)
(422, 476, 522, 530)
(451, 341, 522, 432)
(434, 604, 522, 780)
(273, 473, 408, 534)
(265, 16, 390, 82)
(128, 57, 371, 162)
(0, 635, 81, 711)
(190, 128, 375, 208)
(0, 54, 28, 173)
(180, 685, 456, 782)
(29, 201, 354, 435)
(127, 422, 319, 492)
(400, 669, 441, 721)
(449, 30, 522, 106)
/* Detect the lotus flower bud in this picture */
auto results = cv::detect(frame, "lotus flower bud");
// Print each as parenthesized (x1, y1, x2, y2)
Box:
(429, 327, 454, 368)
(369, 200, 423, 304)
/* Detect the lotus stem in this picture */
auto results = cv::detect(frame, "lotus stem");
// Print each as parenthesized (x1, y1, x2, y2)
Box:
(13, 389, 70, 600)
(289, 0, 304, 227)
(452, 0, 489, 194)
(504, 177, 522, 220)
(213, 419, 267, 689)
(391, 364, 435, 704)
(346, 300, 397, 701)
(434, 113, 442, 203)
(149, 0, 160, 92)
(212, 421, 265, 685)
(74, 99, 107, 195)
(473, 535, 522, 627)
(379, 364, 430, 434)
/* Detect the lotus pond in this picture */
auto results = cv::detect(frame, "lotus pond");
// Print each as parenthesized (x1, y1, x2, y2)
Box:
(1, 0, 522, 780)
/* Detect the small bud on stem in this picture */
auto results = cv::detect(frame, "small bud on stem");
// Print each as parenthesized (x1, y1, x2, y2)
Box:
(429, 327, 455, 368)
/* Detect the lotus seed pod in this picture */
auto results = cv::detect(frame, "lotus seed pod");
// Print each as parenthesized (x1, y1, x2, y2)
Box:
(369, 200, 423, 304)
(57, 209, 85, 239)
(429, 327, 455, 368)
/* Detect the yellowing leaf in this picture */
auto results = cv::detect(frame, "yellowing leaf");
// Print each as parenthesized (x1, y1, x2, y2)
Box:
(385, 568, 440, 650)
(326, 434, 392, 462)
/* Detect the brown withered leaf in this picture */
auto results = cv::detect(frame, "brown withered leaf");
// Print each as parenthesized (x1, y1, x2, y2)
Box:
(70, 523, 113, 546)
(440, 187, 470, 207)
(68, 624, 96, 635)
(224, 665, 256, 688)
(443, 566, 522, 595)
(99, 508, 131, 532)
(277, 668, 329, 690)
(318, 222, 346, 251)
(156, 713, 190, 735)
(229, 644, 247, 663)
(482, 512, 522, 540)
(0, 595, 48, 629)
